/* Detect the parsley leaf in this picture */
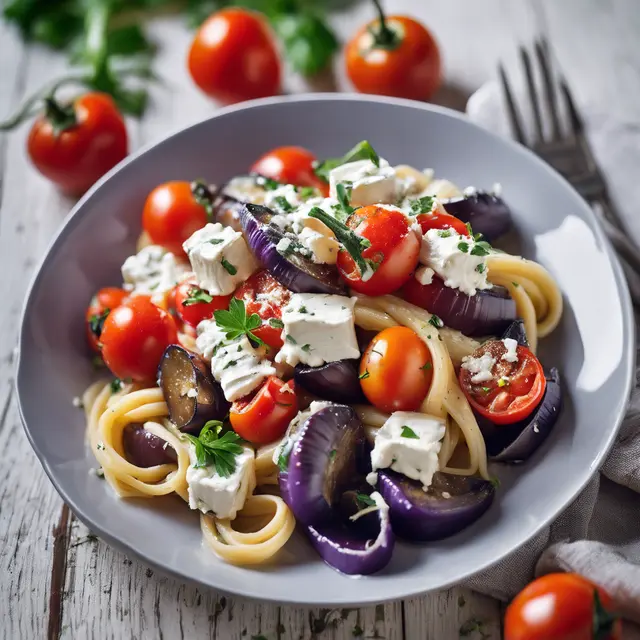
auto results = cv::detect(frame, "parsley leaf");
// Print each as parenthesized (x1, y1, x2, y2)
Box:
(428, 314, 443, 328)
(221, 257, 237, 275)
(298, 186, 316, 199)
(213, 298, 265, 348)
(355, 492, 376, 508)
(329, 449, 337, 460)
(191, 180, 215, 220)
(185, 421, 245, 478)
(475, 263, 486, 274)
(438, 229, 452, 238)
(401, 425, 419, 439)
(88, 308, 110, 338)
(470, 241, 492, 257)
(421, 362, 432, 371)
(457, 241, 470, 253)
(272, 195, 293, 212)
(358, 370, 370, 380)
(409, 195, 435, 215)
(110, 378, 124, 394)
(285, 334, 297, 345)
(183, 286, 213, 307)
(257, 176, 281, 191)
(313, 140, 380, 182)
(268, 318, 284, 329)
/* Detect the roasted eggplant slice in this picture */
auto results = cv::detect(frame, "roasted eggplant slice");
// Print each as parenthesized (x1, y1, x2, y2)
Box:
(123, 424, 177, 468)
(158, 345, 228, 433)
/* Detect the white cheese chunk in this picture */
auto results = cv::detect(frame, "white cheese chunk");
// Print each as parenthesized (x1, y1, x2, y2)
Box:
(370, 412, 445, 490)
(419, 228, 492, 296)
(121, 245, 189, 298)
(502, 338, 519, 362)
(298, 226, 339, 264)
(329, 158, 397, 206)
(196, 319, 276, 402)
(263, 183, 304, 213)
(183, 223, 258, 296)
(414, 265, 435, 285)
(186, 444, 256, 519)
(461, 353, 496, 383)
(275, 294, 360, 368)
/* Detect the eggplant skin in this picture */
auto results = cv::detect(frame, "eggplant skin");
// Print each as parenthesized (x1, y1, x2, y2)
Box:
(501, 319, 529, 347)
(443, 192, 512, 242)
(294, 360, 365, 404)
(479, 368, 563, 463)
(123, 424, 176, 468)
(378, 471, 495, 542)
(158, 345, 228, 434)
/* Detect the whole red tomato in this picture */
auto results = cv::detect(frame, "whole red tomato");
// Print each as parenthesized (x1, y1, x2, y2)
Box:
(505, 573, 621, 640)
(188, 9, 281, 104)
(251, 146, 329, 196)
(27, 92, 127, 196)
(346, 2, 441, 101)
(142, 181, 209, 256)
(85, 287, 129, 352)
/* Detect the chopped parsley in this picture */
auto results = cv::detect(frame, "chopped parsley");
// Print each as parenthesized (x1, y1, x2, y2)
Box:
(313, 140, 380, 182)
(409, 195, 435, 215)
(298, 305, 308, 313)
(190, 180, 215, 220)
(438, 229, 452, 238)
(490, 476, 501, 489)
(237, 345, 243, 352)
(110, 378, 124, 393)
(301, 344, 312, 353)
(298, 186, 316, 199)
(273, 195, 294, 212)
(401, 425, 419, 439)
(470, 241, 491, 257)
(285, 334, 297, 345)
(88, 308, 110, 338)
(329, 449, 337, 460)
(428, 314, 443, 328)
(214, 297, 265, 348)
(512, 281, 520, 287)
(208, 238, 224, 245)
(421, 362, 432, 371)
(185, 421, 245, 478)
(358, 370, 370, 380)
(258, 176, 280, 191)
(183, 286, 213, 306)
(96, 442, 105, 450)
(223, 359, 238, 370)
(476, 263, 486, 274)
(335, 182, 356, 222)
(481, 387, 491, 393)
(465, 222, 473, 236)
(221, 257, 237, 275)
(355, 492, 376, 509)
(457, 241, 470, 253)
(268, 318, 284, 329)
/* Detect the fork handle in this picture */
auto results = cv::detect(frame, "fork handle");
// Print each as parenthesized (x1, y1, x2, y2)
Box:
(599, 216, 640, 276)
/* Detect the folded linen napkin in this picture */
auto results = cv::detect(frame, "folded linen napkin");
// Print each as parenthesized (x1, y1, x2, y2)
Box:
(462, 80, 640, 635)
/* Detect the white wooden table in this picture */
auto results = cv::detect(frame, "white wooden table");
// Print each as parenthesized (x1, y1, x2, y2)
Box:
(2, 1, 639, 638)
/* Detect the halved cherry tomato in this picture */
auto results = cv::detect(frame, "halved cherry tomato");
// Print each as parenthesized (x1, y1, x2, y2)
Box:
(101, 296, 178, 382)
(337, 205, 420, 296)
(233, 270, 291, 354)
(346, 5, 441, 101)
(85, 287, 129, 352)
(230, 377, 298, 444)
(250, 146, 329, 196)
(188, 9, 281, 105)
(142, 181, 208, 256)
(416, 210, 470, 237)
(505, 573, 621, 640)
(174, 279, 232, 328)
(360, 326, 433, 412)
(458, 340, 546, 425)
(28, 92, 128, 196)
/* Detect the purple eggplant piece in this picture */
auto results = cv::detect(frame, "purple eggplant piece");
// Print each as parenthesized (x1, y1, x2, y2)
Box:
(501, 319, 529, 347)
(240, 203, 346, 295)
(443, 192, 512, 241)
(157, 345, 229, 434)
(377, 471, 494, 542)
(477, 368, 562, 463)
(123, 424, 177, 468)
(294, 360, 365, 404)
(285, 405, 366, 526)
(307, 494, 395, 575)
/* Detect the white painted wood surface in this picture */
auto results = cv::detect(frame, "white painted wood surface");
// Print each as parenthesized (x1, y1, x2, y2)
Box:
(2, 1, 639, 638)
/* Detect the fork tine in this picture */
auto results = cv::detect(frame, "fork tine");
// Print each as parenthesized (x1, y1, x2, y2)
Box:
(498, 64, 527, 144)
(558, 78, 584, 135)
(520, 46, 544, 141)
(535, 38, 562, 140)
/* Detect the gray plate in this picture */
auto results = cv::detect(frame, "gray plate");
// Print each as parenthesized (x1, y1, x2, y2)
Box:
(17, 94, 634, 605)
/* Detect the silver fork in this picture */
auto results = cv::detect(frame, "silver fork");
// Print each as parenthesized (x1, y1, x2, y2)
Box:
(498, 38, 640, 290)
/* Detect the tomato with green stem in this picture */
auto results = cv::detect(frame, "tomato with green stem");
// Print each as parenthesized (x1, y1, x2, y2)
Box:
(100, 296, 178, 382)
(188, 9, 281, 105)
(459, 340, 546, 425)
(504, 573, 621, 640)
(27, 92, 127, 196)
(229, 377, 298, 444)
(359, 326, 433, 412)
(85, 287, 128, 352)
(346, 0, 441, 101)
(142, 181, 210, 257)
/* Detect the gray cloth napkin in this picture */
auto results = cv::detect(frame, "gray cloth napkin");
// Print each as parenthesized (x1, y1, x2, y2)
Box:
(461, 81, 640, 633)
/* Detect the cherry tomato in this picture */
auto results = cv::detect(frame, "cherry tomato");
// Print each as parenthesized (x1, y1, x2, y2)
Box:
(337, 205, 420, 296)
(250, 146, 329, 196)
(505, 573, 621, 640)
(417, 210, 470, 237)
(188, 9, 281, 104)
(458, 340, 546, 425)
(233, 270, 291, 354)
(142, 181, 209, 256)
(85, 287, 129, 352)
(359, 327, 433, 412)
(346, 7, 441, 101)
(101, 296, 178, 382)
(174, 279, 232, 328)
(230, 377, 298, 444)
(27, 92, 127, 196)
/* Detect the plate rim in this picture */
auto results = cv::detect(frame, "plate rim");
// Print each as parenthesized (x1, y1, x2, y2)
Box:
(16, 93, 636, 606)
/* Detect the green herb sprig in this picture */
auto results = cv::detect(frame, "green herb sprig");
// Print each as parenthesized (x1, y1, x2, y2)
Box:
(214, 298, 265, 348)
(185, 421, 245, 478)
(183, 286, 213, 307)
(313, 140, 380, 182)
